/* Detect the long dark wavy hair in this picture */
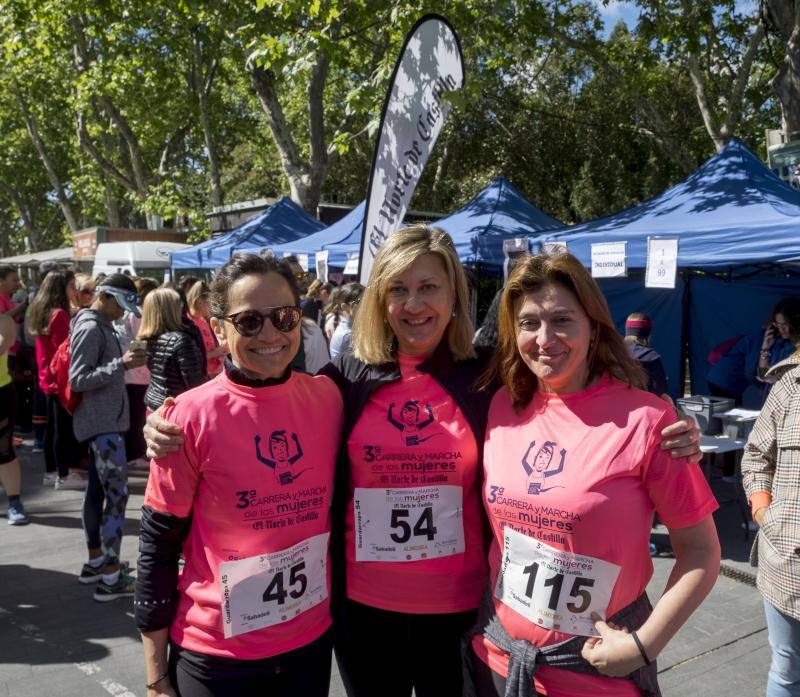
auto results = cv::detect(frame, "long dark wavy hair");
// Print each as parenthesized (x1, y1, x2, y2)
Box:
(28, 270, 74, 336)
(481, 253, 645, 410)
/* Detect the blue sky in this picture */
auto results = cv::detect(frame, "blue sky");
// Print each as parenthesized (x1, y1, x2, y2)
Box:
(592, 0, 759, 37)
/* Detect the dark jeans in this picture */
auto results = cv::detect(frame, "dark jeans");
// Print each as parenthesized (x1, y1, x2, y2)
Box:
(124, 384, 148, 461)
(334, 599, 476, 697)
(44, 394, 79, 476)
(169, 630, 332, 697)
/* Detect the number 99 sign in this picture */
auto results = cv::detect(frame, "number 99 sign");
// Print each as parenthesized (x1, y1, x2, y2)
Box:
(495, 528, 621, 637)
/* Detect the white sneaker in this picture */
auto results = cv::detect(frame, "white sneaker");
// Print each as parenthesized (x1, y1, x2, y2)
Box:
(42, 472, 58, 487)
(55, 473, 88, 491)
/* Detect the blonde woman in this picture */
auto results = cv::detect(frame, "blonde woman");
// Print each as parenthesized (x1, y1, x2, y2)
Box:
(72, 273, 96, 311)
(186, 280, 227, 376)
(138, 288, 206, 411)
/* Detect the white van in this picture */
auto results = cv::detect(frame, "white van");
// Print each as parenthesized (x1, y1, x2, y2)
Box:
(92, 241, 190, 280)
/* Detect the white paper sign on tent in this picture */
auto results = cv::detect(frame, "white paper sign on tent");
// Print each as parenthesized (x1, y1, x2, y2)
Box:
(344, 253, 359, 276)
(296, 253, 309, 272)
(502, 237, 528, 281)
(591, 242, 627, 278)
(645, 238, 678, 289)
(315, 250, 329, 283)
(542, 241, 568, 256)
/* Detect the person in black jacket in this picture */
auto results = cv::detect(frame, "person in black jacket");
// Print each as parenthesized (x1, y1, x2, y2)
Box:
(137, 288, 206, 411)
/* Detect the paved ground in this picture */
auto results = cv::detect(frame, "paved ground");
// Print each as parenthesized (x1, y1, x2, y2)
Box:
(1, 440, 768, 696)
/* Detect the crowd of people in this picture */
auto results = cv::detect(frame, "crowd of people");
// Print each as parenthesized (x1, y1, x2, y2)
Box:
(1, 231, 798, 696)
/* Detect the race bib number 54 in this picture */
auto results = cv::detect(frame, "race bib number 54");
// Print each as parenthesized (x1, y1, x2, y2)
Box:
(219, 533, 328, 639)
(495, 528, 620, 637)
(354, 486, 464, 562)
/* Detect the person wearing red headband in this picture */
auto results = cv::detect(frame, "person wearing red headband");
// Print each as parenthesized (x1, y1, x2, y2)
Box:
(624, 313, 669, 397)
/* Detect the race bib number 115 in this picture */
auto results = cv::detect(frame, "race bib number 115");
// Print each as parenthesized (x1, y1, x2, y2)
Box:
(220, 532, 328, 639)
(495, 528, 620, 637)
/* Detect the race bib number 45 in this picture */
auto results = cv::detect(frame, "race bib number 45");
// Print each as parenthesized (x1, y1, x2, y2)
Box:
(354, 486, 464, 562)
(495, 528, 620, 637)
(219, 533, 328, 639)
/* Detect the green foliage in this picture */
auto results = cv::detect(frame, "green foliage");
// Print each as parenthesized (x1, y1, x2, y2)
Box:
(0, 0, 785, 256)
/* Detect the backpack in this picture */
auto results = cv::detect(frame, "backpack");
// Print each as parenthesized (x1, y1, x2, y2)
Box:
(50, 336, 81, 414)
(50, 319, 107, 415)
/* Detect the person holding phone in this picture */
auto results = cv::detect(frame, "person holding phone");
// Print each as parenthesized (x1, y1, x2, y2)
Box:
(758, 298, 800, 384)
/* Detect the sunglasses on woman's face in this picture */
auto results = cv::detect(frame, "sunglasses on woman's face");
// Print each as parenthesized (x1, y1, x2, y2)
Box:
(224, 306, 302, 336)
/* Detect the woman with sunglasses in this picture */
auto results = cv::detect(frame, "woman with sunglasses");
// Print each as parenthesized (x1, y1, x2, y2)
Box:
(135, 254, 341, 697)
(138, 288, 207, 412)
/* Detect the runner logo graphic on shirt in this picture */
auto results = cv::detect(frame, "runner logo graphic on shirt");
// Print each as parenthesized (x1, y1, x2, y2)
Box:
(522, 440, 567, 495)
(254, 431, 309, 485)
(387, 400, 438, 446)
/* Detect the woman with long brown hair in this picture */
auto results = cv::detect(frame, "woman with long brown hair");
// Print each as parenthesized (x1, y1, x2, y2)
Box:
(28, 269, 84, 489)
(470, 253, 720, 697)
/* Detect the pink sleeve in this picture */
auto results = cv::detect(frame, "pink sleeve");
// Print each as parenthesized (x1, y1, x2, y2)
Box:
(49, 309, 70, 346)
(143, 401, 201, 518)
(642, 409, 718, 529)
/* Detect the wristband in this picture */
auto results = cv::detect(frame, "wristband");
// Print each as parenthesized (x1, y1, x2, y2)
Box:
(631, 630, 651, 666)
(145, 672, 169, 691)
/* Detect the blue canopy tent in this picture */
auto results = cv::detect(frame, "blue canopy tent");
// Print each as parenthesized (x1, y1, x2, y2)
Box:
(321, 177, 563, 268)
(171, 197, 326, 269)
(532, 139, 800, 398)
(435, 176, 563, 267)
(533, 139, 800, 268)
(269, 201, 366, 267)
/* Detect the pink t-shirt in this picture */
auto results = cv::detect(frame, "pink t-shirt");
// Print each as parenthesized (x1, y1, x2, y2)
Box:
(473, 376, 718, 696)
(190, 313, 223, 376)
(35, 308, 70, 394)
(345, 352, 486, 614)
(0, 293, 19, 355)
(144, 370, 343, 660)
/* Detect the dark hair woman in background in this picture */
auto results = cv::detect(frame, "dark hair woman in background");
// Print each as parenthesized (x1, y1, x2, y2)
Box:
(28, 269, 83, 490)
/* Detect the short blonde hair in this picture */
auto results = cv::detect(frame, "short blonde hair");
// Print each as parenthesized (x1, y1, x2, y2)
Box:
(185, 280, 209, 315)
(137, 288, 184, 341)
(352, 225, 475, 365)
(74, 273, 94, 293)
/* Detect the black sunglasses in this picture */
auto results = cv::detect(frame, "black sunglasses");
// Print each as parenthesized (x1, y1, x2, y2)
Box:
(224, 306, 302, 336)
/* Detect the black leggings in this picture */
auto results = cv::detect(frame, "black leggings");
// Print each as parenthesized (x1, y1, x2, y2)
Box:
(168, 630, 332, 697)
(124, 384, 147, 461)
(334, 599, 477, 697)
(44, 394, 78, 476)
